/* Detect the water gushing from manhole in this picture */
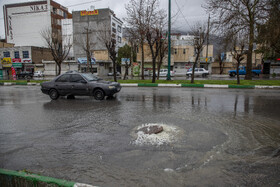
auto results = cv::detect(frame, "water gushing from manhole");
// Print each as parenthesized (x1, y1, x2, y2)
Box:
(131, 123, 181, 146)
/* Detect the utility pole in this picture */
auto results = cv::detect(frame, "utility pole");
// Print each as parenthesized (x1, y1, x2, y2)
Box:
(205, 14, 210, 70)
(167, 0, 171, 80)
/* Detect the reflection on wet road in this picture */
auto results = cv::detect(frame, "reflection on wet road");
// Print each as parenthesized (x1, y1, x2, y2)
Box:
(0, 86, 280, 186)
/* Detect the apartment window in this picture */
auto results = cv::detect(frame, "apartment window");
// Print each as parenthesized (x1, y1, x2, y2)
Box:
(117, 25, 122, 33)
(112, 22, 116, 27)
(14, 51, 20, 58)
(3, 51, 10, 57)
(64, 11, 67, 18)
(22, 51, 29, 58)
(183, 49, 186, 54)
(118, 36, 122, 43)
(174, 49, 177, 54)
(112, 28, 116, 33)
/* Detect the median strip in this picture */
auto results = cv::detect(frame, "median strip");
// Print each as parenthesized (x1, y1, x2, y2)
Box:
(0, 168, 95, 187)
(181, 84, 204, 88)
(228, 85, 255, 89)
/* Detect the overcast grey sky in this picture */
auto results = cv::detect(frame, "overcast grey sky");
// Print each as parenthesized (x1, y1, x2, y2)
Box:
(0, 0, 208, 40)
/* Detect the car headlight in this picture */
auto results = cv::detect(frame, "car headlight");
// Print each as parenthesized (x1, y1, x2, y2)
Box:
(109, 86, 116, 89)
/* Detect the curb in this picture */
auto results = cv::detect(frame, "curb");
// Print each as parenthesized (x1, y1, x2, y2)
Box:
(1, 82, 280, 89)
(0, 169, 95, 187)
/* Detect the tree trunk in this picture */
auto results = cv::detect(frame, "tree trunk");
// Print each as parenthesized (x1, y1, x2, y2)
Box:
(157, 64, 161, 80)
(123, 63, 129, 80)
(236, 61, 240, 84)
(245, 22, 254, 80)
(57, 62, 62, 76)
(141, 41, 145, 80)
(113, 60, 117, 82)
(191, 53, 199, 83)
(152, 57, 156, 83)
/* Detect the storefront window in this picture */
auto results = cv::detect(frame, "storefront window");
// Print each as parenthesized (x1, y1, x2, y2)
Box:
(14, 51, 20, 58)
(22, 51, 29, 58)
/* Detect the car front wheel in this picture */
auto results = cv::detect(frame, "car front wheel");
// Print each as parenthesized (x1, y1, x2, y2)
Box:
(49, 89, 59, 100)
(93, 89, 105, 100)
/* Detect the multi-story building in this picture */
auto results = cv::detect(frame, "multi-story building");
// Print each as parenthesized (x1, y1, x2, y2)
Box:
(72, 8, 123, 75)
(3, 0, 72, 47)
(0, 46, 53, 79)
(136, 34, 214, 76)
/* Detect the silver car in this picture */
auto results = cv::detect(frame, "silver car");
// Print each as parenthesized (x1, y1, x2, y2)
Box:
(41, 71, 121, 100)
(186, 68, 209, 77)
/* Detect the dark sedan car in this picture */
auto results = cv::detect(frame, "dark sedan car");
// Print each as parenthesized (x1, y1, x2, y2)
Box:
(41, 71, 121, 100)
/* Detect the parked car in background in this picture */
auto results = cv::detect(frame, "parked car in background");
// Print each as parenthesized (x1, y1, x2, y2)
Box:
(17, 71, 33, 79)
(41, 71, 121, 100)
(33, 71, 44, 77)
(186, 68, 209, 77)
(155, 69, 175, 77)
(108, 71, 120, 76)
(228, 66, 261, 77)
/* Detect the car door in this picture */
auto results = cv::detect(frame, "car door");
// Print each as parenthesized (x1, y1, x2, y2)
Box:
(69, 74, 89, 95)
(54, 74, 72, 96)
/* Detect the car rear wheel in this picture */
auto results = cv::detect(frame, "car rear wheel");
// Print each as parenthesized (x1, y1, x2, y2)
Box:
(49, 89, 59, 100)
(93, 89, 105, 100)
(230, 72, 236, 77)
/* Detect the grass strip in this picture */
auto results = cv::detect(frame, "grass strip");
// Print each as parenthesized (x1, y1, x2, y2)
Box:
(0, 169, 75, 187)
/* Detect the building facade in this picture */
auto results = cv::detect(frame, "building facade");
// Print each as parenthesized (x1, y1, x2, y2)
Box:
(72, 8, 123, 75)
(136, 34, 214, 76)
(0, 46, 52, 79)
(3, 0, 72, 47)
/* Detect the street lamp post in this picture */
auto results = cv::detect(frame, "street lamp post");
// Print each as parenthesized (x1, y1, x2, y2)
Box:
(167, 0, 171, 80)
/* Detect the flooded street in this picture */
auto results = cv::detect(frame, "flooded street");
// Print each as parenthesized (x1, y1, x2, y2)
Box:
(0, 86, 280, 186)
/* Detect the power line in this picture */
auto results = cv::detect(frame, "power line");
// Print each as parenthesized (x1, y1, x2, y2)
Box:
(67, 0, 102, 8)
(174, 0, 191, 29)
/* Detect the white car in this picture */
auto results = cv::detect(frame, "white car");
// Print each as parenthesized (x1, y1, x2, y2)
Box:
(108, 72, 120, 76)
(156, 69, 175, 77)
(33, 71, 44, 77)
(186, 68, 209, 77)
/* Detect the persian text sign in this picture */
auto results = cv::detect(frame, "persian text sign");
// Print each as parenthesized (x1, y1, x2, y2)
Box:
(80, 10, 99, 16)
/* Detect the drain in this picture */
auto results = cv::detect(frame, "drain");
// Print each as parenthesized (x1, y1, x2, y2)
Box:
(131, 123, 182, 146)
(136, 125, 163, 135)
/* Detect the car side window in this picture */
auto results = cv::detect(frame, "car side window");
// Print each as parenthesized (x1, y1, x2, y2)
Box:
(70, 74, 85, 83)
(199, 68, 203, 71)
(56, 74, 70, 82)
(195, 69, 198, 72)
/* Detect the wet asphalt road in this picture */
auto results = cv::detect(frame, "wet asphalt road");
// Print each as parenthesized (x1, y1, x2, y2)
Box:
(0, 86, 280, 186)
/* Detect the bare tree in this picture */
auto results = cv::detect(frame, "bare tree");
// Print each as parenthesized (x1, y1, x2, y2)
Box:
(205, 0, 268, 80)
(231, 33, 247, 84)
(97, 24, 118, 82)
(117, 44, 132, 80)
(190, 23, 207, 84)
(156, 34, 168, 80)
(79, 27, 96, 73)
(257, 0, 280, 59)
(41, 28, 72, 75)
(125, 0, 146, 80)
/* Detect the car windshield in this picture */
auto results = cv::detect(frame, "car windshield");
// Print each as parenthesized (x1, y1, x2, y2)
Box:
(81, 73, 101, 81)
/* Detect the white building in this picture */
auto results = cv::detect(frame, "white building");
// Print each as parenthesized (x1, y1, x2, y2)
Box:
(62, 19, 74, 58)
(3, 0, 72, 47)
